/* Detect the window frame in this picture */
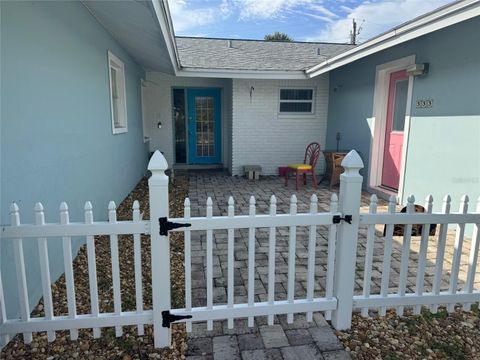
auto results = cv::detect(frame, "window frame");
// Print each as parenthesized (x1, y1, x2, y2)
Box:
(278, 87, 315, 116)
(108, 51, 128, 134)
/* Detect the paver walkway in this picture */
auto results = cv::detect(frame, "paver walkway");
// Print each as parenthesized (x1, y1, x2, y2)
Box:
(182, 171, 480, 360)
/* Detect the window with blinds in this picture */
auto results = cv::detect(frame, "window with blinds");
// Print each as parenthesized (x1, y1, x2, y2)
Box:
(279, 88, 315, 114)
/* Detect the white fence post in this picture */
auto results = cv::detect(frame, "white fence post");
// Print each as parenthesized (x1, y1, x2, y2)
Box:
(148, 150, 171, 348)
(331, 150, 364, 330)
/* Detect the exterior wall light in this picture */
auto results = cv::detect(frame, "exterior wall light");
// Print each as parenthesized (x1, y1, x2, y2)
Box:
(406, 63, 429, 76)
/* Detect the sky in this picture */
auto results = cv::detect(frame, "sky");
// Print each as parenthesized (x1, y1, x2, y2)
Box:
(168, 0, 453, 43)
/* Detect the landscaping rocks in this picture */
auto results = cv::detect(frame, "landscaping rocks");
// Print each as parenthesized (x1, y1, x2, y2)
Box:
(337, 306, 480, 360)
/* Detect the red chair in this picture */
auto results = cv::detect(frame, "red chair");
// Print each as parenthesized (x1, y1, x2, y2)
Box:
(284, 142, 321, 191)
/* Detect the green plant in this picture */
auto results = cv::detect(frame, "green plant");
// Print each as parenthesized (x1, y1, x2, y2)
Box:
(403, 316, 420, 330)
(264, 32, 293, 42)
(117, 335, 136, 352)
(430, 339, 465, 360)
(421, 308, 448, 322)
(471, 303, 478, 315)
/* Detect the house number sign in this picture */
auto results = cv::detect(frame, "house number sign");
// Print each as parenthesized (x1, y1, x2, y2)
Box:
(416, 99, 433, 108)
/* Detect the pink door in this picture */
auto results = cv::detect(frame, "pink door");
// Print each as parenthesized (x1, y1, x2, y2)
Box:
(381, 70, 409, 190)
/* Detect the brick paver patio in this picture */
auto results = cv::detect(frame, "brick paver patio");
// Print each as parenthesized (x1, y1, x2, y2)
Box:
(182, 171, 480, 360)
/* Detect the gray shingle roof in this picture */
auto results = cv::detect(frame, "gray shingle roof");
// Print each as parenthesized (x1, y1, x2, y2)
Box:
(175, 37, 354, 72)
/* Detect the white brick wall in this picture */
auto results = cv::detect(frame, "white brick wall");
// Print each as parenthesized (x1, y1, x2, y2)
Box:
(143, 72, 232, 168)
(142, 72, 328, 175)
(232, 76, 329, 176)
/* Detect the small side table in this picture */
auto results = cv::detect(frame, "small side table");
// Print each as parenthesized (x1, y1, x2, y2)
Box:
(322, 151, 348, 188)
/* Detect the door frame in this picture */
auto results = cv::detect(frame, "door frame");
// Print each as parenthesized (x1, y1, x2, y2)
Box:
(187, 88, 222, 165)
(381, 69, 408, 190)
(171, 87, 223, 165)
(368, 55, 415, 203)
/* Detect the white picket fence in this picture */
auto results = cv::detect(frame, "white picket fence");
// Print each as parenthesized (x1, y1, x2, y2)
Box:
(0, 200, 151, 347)
(355, 193, 480, 317)
(1, 150, 479, 349)
(169, 191, 340, 334)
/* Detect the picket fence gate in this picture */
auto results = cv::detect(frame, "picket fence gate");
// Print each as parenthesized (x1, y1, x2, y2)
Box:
(0, 150, 479, 349)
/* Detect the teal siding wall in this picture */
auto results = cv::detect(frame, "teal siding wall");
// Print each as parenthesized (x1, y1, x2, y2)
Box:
(327, 17, 480, 175)
(326, 17, 480, 212)
(403, 115, 479, 232)
(0, 0, 148, 325)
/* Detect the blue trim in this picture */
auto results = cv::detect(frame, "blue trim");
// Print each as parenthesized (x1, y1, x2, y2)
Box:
(187, 88, 222, 164)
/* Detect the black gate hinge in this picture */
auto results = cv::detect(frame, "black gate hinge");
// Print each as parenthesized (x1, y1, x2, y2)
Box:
(162, 310, 192, 328)
(159, 217, 191, 236)
(332, 215, 353, 224)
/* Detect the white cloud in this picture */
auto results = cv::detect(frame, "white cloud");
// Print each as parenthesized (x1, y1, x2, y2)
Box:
(168, 0, 222, 33)
(168, 0, 342, 34)
(219, 0, 233, 16)
(167, 0, 453, 41)
(234, 0, 315, 20)
(304, 0, 452, 43)
(299, 11, 335, 23)
(339, 5, 353, 14)
(308, 4, 339, 19)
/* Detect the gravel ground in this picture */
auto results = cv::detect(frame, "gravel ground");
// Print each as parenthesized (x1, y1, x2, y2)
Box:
(1, 176, 189, 360)
(337, 305, 480, 360)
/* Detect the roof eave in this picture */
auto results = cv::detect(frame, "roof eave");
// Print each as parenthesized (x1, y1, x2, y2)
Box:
(306, 0, 480, 78)
(149, 0, 181, 74)
(177, 67, 309, 79)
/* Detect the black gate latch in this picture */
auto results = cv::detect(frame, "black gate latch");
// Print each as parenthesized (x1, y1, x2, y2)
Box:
(159, 217, 191, 236)
(332, 215, 353, 224)
(162, 310, 192, 328)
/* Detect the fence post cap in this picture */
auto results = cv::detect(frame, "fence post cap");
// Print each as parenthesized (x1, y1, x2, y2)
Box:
(10, 202, 19, 212)
(341, 150, 364, 174)
(148, 150, 168, 172)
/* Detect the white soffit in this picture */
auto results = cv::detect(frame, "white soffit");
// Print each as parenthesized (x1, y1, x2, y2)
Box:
(82, 0, 176, 74)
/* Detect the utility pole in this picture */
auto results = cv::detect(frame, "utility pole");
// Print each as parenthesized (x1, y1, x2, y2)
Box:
(350, 19, 357, 45)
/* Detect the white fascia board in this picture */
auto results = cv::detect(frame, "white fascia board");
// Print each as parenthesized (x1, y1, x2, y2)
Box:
(176, 68, 309, 80)
(150, 0, 181, 74)
(306, 0, 480, 78)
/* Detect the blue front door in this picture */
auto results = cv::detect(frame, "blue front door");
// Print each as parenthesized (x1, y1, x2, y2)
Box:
(187, 88, 222, 164)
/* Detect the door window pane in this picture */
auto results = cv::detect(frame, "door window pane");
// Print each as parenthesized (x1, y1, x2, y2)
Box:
(392, 79, 408, 131)
(195, 96, 215, 157)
